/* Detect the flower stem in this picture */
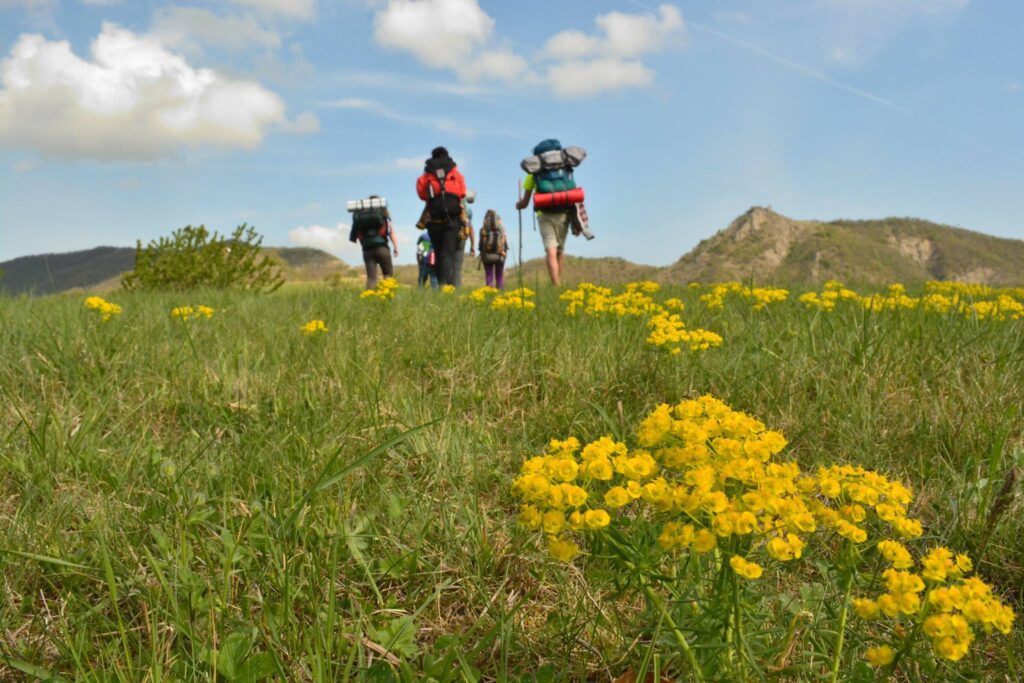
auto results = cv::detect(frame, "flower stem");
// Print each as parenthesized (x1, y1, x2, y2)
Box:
(829, 562, 856, 683)
(641, 581, 704, 682)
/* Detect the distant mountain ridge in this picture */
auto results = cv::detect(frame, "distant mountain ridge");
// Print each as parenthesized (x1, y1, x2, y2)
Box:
(0, 246, 346, 296)
(658, 207, 1024, 286)
(3, 209, 1022, 295)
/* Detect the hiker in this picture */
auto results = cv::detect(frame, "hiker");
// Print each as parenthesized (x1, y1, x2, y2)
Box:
(348, 195, 398, 289)
(416, 146, 467, 286)
(453, 189, 477, 287)
(478, 209, 509, 289)
(416, 229, 439, 289)
(515, 139, 590, 287)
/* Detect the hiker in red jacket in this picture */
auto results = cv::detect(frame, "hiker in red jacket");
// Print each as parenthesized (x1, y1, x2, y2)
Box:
(416, 146, 467, 286)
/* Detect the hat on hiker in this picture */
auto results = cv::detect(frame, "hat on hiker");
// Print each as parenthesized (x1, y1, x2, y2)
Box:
(431, 146, 449, 159)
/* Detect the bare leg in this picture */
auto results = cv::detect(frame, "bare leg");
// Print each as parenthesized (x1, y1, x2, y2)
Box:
(546, 247, 561, 287)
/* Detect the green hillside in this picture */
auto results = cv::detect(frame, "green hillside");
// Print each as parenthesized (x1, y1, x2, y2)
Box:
(0, 246, 347, 296)
(660, 207, 1024, 286)
(5, 208, 1022, 295)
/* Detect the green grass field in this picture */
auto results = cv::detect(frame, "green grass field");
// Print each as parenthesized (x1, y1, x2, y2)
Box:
(1, 280, 1022, 681)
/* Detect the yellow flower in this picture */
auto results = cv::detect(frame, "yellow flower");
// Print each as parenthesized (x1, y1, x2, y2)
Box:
(853, 598, 880, 619)
(300, 319, 328, 335)
(692, 529, 717, 553)
(583, 509, 611, 530)
(729, 555, 763, 580)
(441, 284, 456, 294)
(542, 510, 565, 535)
(548, 536, 580, 562)
(877, 540, 914, 569)
(863, 645, 895, 667)
(517, 505, 541, 530)
(604, 487, 631, 509)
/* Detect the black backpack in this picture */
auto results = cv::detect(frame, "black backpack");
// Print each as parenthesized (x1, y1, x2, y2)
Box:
(352, 207, 388, 249)
(424, 157, 462, 221)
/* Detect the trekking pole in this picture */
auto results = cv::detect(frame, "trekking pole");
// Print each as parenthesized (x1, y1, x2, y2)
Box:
(516, 178, 524, 288)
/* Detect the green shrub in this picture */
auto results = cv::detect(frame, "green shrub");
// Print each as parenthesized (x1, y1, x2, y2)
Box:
(121, 224, 284, 292)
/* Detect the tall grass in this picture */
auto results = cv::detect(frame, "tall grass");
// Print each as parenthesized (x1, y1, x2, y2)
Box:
(1, 282, 1021, 681)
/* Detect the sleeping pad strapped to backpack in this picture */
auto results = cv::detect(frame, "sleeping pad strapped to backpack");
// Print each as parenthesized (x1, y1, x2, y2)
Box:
(521, 139, 587, 209)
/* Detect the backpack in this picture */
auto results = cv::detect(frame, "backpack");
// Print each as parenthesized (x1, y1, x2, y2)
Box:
(479, 211, 506, 265)
(352, 207, 388, 249)
(424, 157, 462, 221)
(521, 139, 587, 194)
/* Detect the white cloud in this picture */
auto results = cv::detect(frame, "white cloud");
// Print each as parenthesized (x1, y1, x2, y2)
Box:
(1007, 82, 1021, 93)
(372, 0, 684, 98)
(324, 97, 464, 135)
(0, 23, 314, 161)
(289, 222, 363, 260)
(231, 0, 317, 20)
(374, 0, 494, 72)
(151, 7, 282, 54)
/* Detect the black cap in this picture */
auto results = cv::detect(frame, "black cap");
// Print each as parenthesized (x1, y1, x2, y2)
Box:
(431, 146, 449, 159)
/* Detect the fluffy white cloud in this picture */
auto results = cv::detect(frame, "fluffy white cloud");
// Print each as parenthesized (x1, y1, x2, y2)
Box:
(0, 23, 316, 161)
(151, 7, 282, 54)
(289, 223, 362, 259)
(540, 4, 683, 98)
(231, 0, 317, 20)
(372, 0, 683, 98)
(374, 0, 494, 71)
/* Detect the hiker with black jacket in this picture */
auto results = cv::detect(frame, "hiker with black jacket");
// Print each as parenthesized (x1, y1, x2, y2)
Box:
(416, 147, 467, 287)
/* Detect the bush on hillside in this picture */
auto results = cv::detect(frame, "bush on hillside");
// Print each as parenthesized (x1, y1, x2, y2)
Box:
(122, 224, 284, 292)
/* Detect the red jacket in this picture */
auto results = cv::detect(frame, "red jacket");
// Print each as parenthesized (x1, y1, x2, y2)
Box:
(417, 162, 466, 201)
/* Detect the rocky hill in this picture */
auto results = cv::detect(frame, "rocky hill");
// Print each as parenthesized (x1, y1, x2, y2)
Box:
(659, 207, 1024, 286)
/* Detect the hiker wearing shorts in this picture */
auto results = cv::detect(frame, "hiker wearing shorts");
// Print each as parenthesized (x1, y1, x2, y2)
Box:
(416, 147, 467, 287)
(516, 139, 588, 287)
(517, 173, 569, 286)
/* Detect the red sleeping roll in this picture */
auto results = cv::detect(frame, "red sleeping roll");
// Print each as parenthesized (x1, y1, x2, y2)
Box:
(533, 187, 585, 209)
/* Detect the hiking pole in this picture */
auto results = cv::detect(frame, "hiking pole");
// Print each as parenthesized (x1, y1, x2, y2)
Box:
(516, 178, 524, 288)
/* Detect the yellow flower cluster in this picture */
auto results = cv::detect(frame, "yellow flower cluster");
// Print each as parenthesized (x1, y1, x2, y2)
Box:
(560, 282, 663, 317)
(84, 296, 123, 321)
(855, 545, 1014, 662)
(441, 284, 456, 294)
(300, 319, 328, 335)
(697, 282, 790, 310)
(170, 305, 215, 321)
(560, 282, 723, 354)
(647, 311, 723, 353)
(491, 287, 536, 311)
(799, 280, 1024, 321)
(360, 277, 400, 302)
(465, 286, 499, 303)
(512, 395, 1015, 665)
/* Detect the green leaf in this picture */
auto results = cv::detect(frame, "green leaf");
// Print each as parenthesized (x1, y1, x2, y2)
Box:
(368, 615, 419, 659)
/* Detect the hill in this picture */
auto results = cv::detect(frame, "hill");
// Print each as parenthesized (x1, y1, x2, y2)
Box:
(5, 209, 1022, 294)
(0, 246, 347, 295)
(659, 207, 1024, 286)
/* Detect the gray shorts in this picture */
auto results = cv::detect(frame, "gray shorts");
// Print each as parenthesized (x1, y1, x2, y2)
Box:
(538, 211, 570, 253)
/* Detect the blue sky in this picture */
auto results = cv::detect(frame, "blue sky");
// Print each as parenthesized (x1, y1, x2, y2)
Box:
(1, 0, 1021, 266)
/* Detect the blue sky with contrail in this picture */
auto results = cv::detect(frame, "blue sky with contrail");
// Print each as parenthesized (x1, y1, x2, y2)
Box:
(1, 0, 1021, 265)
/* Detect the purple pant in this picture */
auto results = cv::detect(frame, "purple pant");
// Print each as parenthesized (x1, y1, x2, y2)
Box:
(485, 261, 505, 289)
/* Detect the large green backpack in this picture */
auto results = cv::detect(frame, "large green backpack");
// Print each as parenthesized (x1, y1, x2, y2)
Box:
(352, 208, 388, 249)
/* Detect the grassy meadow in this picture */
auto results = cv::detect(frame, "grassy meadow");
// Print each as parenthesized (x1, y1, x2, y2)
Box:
(1, 278, 1022, 681)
